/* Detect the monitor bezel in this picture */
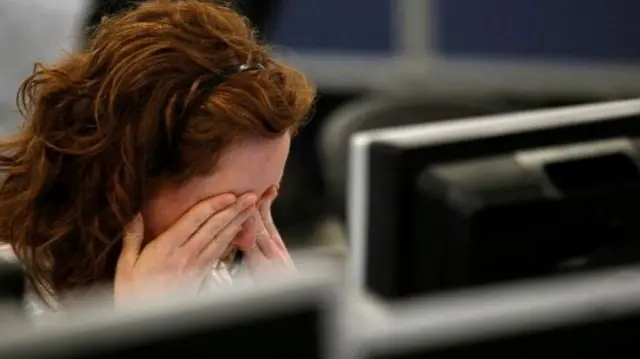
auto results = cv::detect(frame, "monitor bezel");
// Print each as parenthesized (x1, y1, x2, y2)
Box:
(0, 257, 342, 358)
(348, 98, 640, 293)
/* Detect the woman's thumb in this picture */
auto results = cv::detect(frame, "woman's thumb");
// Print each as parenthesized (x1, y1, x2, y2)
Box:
(119, 213, 144, 266)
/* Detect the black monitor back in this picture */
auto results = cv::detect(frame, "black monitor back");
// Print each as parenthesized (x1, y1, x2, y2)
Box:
(84, 305, 321, 358)
(375, 315, 640, 358)
(355, 100, 640, 300)
(416, 138, 640, 292)
(0, 276, 337, 359)
(357, 267, 640, 358)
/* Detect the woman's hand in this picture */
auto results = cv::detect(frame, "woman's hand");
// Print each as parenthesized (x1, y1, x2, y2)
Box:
(244, 185, 296, 276)
(115, 193, 257, 303)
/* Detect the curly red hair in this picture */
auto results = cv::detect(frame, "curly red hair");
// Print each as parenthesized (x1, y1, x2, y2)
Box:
(0, 0, 315, 301)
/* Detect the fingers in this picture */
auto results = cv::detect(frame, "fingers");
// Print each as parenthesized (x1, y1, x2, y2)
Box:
(182, 193, 257, 257)
(254, 213, 279, 260)
(257, 187, 295, 270)
(244, 210, 277, 274)
(250, 210, 296, 275)
(196, 199, 258, 267)
(160, 193, 237, 249)
(244, 241, 268, 274)
(118, 214, 144, 270)
(259, 186, 286, 250)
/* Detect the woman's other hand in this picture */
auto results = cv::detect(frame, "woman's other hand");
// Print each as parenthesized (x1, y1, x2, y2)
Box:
(244, 185, 296, 276)
(114, 192, 257, 304)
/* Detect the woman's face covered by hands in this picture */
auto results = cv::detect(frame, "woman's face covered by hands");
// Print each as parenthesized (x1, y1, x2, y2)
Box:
(142, 132, 291, 251)
(114, 133, 295, 303)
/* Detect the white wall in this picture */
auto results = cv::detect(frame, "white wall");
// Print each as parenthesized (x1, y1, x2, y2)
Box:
(0, 0, 87, 134)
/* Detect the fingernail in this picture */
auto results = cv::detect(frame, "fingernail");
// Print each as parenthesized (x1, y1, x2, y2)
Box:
(127, 213, 143, 230)
(222, 194, 237, 203)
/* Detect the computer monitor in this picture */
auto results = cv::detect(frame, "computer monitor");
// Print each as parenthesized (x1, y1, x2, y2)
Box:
(349, 99, 640, 300)
(0, 268, 341, 359)
(353, 266, 640, 358)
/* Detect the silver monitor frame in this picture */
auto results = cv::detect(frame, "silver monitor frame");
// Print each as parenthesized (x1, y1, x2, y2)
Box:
(351, 265, 640, 358)
(0, 258, 343, 359)
(347, 98, 640, 293)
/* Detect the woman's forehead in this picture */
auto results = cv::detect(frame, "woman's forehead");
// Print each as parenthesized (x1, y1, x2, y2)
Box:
(196, 135, 290, 199)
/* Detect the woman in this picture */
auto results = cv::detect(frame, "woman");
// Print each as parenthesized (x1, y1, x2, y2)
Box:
(0, 0, 315, 307)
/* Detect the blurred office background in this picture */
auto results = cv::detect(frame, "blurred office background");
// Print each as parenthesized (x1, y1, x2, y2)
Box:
(259, 0, 640, 252)
(5, 0, 640, 254)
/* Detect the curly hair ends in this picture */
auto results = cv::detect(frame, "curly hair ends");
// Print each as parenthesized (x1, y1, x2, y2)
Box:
(0, 0, 315, 302)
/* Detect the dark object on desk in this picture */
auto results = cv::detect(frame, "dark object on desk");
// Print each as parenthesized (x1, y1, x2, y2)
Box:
(0, 259, 25, 308)
(351, 99, 640, 300)
(357, 267, 640, 358)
